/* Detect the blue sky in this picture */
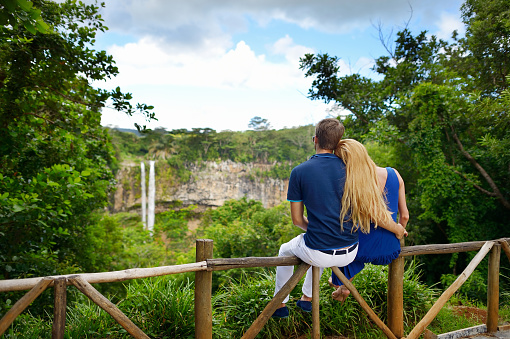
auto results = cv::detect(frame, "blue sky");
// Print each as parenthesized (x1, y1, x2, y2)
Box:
(95, 0, 465, 132)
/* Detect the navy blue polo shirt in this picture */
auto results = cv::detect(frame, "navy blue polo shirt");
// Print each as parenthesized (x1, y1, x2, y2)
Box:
(287, 153, 358, 250)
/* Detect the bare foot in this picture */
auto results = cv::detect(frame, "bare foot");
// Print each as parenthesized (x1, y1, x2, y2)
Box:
(332, 285, 350, 303)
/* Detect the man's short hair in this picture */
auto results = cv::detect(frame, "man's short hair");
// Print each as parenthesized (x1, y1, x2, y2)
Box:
(315, 118, 345, 150)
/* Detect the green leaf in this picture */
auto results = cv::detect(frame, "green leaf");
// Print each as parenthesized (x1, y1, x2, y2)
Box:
(28, 8, 41, 20)
(81, 170, 91, 176)
(24, 21, 37, 34)
(16, 0, 33, 11)
(35, 18, 49, 32)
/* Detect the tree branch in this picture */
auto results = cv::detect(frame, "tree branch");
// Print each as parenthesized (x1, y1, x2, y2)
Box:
(453, 170, 498, 197)
(451, 130, 510, 209)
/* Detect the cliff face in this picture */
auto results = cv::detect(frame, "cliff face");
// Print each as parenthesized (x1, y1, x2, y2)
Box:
(110, 160, 289, 212)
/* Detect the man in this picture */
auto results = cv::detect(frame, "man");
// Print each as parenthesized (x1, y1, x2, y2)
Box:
(272, 118, 359, 318)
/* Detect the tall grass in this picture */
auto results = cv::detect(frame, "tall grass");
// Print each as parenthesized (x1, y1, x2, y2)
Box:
(214, 261, 436, 338)
(8, 277, 195, 339)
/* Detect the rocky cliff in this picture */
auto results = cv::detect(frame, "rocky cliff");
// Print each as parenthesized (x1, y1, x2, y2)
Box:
(110, 160, 289, 213)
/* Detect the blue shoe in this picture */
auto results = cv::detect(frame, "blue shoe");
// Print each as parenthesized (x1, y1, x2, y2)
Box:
(296, 299, 312, 312)
(271, 306, 289, 318)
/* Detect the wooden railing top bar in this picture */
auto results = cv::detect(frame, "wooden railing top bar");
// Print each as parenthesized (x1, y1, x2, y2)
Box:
(0, 261, 208, 293)
(0, 256, 302, 293)
(1, 238, 508, 293)
(207, 256, 302, 271)
(400, 240, 492, 257)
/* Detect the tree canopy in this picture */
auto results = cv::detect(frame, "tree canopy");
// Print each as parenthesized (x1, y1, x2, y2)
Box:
(299, 0, 510, 277)
(0, 0, 155, 281)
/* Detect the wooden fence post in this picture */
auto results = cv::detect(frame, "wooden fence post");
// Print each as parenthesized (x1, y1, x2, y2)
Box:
(312, 266, 320, 339)
(52, 277, 67, 339)
(195, 239, 213, 339)
(487, 243, 501, 333)
(387, 239, 405, 338)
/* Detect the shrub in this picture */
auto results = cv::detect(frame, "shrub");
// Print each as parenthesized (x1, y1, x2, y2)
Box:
(9, 277, 195, 338)
(214, 261, 436, 338)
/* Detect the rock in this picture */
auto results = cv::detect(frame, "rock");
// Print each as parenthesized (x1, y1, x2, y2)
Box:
(109, 160, 289, 213)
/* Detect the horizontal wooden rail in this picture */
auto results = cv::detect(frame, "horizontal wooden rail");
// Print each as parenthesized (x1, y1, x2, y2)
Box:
(207, 256, 302, 271)
(0, 261, 208, 292)
(401, 240, 486, 256)
(2, 239, 508, 293)
(0, 257, 304, 293)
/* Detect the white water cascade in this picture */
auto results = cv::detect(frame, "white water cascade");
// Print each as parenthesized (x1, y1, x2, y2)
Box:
(140, 162, 147, 228)
(147, 160, 156, 234)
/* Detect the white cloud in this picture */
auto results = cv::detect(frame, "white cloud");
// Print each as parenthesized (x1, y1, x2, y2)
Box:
(99, 34, 333, 131)
(106, 36, 315, 91)
(434, 13, 466, 40)
(269, 35, 315, 64)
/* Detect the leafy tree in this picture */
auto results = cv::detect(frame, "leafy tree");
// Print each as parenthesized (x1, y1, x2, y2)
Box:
(0, 0, 155, 286)
(248, 116, 271, 131)
(0, 0, 49, 35)
(299, 0, 510, 282)
(460, 0, 510, 94)
(113, 124, 315, 169)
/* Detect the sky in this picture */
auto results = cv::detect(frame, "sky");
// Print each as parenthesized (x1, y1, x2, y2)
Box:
(95, 0, 466, 132)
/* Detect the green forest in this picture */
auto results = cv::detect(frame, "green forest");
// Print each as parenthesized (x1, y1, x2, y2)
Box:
(1, 0, 509, 337)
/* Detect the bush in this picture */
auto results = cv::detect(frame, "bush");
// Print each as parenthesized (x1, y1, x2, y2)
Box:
(440, 270, 487, 302)
(214, 261, 436, 338)
(10, 276, 195, 339)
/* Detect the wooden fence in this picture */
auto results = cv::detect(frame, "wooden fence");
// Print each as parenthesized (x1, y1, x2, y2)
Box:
(0, 237, 509, 339)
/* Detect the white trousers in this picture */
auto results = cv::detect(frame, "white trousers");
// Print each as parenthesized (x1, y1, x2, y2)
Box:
(274, 233, 358, 304)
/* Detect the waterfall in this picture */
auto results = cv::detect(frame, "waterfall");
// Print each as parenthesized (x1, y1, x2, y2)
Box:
(147, 160, 156, 234)
(140, 162, 147, 228)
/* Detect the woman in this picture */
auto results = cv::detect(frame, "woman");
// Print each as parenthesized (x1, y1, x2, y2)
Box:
(330, 139, 409, 302)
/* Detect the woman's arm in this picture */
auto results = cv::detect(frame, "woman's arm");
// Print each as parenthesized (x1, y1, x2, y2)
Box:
(290, 201, 308, 231)
(395, 169, 410, 228)
(375, 167, 407, 239)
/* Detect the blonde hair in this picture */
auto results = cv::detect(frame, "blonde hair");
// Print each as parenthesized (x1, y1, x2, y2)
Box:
(335, 139, 393, 234)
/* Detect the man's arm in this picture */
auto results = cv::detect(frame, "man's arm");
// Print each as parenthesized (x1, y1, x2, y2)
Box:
(377, 220, 407, 239)
(395, 169, 410, 228)
(290, 201, 308, 231)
